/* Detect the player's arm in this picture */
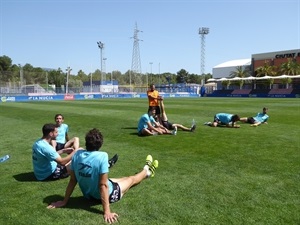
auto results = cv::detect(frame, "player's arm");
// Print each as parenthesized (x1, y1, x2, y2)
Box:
(251, 122, 261, 127)
(226, 123, 240, 128)
(100, 173, 119, 223)
(147, 122, 163, 134)
(47, 171, 77, 208)
(65, 133, 70, 142)
(55, 149, 77, 166)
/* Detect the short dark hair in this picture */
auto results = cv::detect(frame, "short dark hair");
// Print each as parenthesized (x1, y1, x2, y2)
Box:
(148, 106, 156, 113)
(85, 128, 103, 151)
(231, 114, 240, 122)
(42, 123, 57, 137)
(54, 114, 64, 119)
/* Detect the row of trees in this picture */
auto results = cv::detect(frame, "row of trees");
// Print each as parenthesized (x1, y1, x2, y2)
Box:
(0, 55, 212, 90)
(223, 59, 300, 89)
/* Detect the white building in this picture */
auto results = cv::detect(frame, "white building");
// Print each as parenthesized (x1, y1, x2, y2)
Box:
(212, 59, 251, 78)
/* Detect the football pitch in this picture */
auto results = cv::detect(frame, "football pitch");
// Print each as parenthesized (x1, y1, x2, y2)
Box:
(0, 97, 299, 225)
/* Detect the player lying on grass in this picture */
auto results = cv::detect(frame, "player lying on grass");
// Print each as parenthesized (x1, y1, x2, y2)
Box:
(239, 107, 269, 127)
(47, 128, 159, 224)
(158, 99, 196, 134)
(137, 106, 175, 136)
(204, 113, 241, 128)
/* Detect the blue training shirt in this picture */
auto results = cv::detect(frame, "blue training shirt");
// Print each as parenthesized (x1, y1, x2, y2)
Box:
(253, 113, 269, 123)
(71, 150, 112, 199)
(215, 113, 233, 124)
(137, 113, 156, 132)
(56, 124, 68, 144)
(32, 139, 59, 180)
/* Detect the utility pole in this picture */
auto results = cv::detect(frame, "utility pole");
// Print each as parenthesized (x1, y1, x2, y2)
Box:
(131, 22, 143, 91)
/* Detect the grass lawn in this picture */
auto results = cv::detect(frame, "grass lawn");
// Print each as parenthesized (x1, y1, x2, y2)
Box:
(0, 97, 299, 225)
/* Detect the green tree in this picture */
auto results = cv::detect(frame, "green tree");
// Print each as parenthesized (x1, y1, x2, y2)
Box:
(77, 70, 89, 82)
(176, 69, 189, 83)
(230, 66, 250, 78)
(255, 61, 277, 77)
(222, 80, 231, 89)
(282, 77, 292, 89)
(230, 66, 250, 89)
(280, 59, 300, 75)
(0, 55, 12, 71)
(48, 68, 65, 93)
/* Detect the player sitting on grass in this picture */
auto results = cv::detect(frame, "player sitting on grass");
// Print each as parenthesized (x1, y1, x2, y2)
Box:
(158, 99, 196, 134)
(239, 107, 269, 127)
(32, 123, 79, 181)
(47, 128, 159, 224)
(50, 114, 80, 152)
(51, 114, 118, 168)
(137, 106, 174, 136)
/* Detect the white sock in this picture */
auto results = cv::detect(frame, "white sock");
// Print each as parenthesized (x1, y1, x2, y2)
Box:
(144, 165, 151, 177)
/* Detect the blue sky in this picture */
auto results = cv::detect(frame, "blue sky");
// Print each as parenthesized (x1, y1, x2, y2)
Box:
(1, 0, 299, 76)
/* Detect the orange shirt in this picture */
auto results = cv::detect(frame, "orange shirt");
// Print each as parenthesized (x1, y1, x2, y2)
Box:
(147, 90, 159, 106)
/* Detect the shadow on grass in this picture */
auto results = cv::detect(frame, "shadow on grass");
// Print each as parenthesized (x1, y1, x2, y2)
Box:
(121, 127, 137, 130)
(13, 171, 38, 182)
(121, 127, 138, 135)
(44, 195, 103, 214)
(13, 171, 69, 182)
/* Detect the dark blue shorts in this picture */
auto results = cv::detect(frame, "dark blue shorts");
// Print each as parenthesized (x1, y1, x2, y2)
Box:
(108, 179, 121, 203)
(56, 143, 65, 151)
(45, 164, 69, 181)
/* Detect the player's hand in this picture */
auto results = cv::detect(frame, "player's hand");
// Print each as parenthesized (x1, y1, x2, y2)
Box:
(250, 124, 258, 127)
(63, 147, 74, 154)
(47, 201, 66, 209)
(104, 212, 119, 224)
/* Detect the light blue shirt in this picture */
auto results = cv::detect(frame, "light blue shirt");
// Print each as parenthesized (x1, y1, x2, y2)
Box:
(253, 113, 269, 123)
(71, 150, 112, 199)
(137, 113, 156, 132)
(32, 139, 59, 180)
(215, 113, 233, 124)
(56, 124, 68, 144)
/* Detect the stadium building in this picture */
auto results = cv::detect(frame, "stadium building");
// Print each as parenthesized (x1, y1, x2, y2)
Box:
(207, 49, 300, 97)
(212, 49, 300, 78)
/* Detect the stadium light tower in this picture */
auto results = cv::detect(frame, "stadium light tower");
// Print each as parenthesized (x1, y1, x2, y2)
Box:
(97, 41, 104, 92)
(66, 66, 72, 94)
(198, 27, 209, 78)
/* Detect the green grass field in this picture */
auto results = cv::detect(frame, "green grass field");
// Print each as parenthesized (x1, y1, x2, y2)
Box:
(0, 97, 299, 225)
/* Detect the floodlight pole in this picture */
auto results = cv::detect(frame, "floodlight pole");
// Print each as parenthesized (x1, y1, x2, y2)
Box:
(199, 27, 209, 85)
(66, 66, 72, 94)
(18, 64, 23, 88)
(97, 41, 104, 92)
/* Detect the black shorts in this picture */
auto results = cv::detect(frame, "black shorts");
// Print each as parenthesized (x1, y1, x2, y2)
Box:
(213, 116, 226, 125)
(213, 116, 221, 123)
(246, 117, 256, 124)
(148, 106, 161, 116)
(108, 179, 121, 203)
(45, 164, 69, 181)
(162, 120, 173, 130)
(56, 143, 65, 151)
